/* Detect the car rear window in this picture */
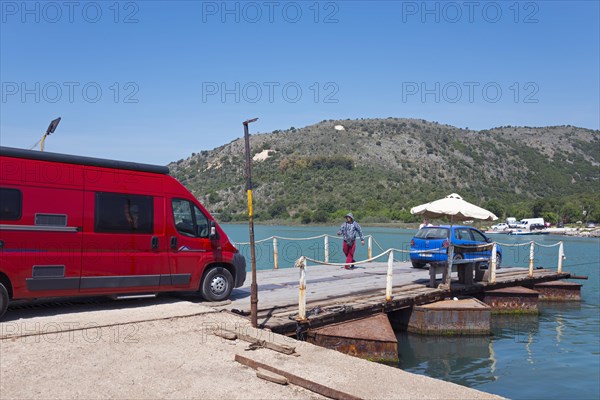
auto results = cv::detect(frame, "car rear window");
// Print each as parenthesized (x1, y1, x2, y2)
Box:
(415, 228, 449, 239)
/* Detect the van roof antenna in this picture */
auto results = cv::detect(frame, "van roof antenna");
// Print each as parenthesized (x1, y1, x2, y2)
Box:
(39, 117, 61, 152)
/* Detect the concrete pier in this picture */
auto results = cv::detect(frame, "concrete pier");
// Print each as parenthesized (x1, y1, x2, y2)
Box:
(0, 298, 504, 400)
(534, 280, 582, 301)
(307, 313, 398, 363)
(407, 298, 491, 335)
(483, 286, 539, 314)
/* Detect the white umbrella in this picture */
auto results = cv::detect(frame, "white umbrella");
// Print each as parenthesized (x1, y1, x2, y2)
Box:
(410, 193, 498, 223)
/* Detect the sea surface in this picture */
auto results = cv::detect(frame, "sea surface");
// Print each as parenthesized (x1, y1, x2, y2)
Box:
(223, 223, 600, 400)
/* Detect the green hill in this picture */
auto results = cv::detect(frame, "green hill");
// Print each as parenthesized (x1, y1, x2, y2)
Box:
(168, 118, 600, 224)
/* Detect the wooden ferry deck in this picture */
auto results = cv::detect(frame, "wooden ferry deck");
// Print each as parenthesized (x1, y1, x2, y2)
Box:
(219, 261, 571, 334)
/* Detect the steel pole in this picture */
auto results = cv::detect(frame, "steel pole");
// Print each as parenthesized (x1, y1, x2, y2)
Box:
(243, 118, 259, 328)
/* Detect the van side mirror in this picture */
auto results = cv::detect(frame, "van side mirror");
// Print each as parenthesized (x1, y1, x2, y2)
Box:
(209, 220, 218, 240)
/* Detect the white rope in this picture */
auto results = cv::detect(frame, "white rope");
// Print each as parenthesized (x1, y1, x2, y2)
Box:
(371, 236, 407, 262)
(235, 237, 274, 245)
(236, 234, 375, 246)
(272, 234, 328, 241)
(495, 240, 563, 248)
(371, 236, 387, 252)
(302, 248, 392, 267)
(236, 234, 326, 245)
(534, 242, 562, 248)
(495, 242, 533, 247)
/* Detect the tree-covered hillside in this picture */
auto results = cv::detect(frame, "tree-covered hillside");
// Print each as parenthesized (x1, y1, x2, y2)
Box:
(169, 118, 600, 224)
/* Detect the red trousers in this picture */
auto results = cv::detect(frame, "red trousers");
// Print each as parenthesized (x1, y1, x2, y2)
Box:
(343, 241, 356, 266)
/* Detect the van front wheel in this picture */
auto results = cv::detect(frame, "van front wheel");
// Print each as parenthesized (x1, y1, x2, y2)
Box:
(200, 267, 233, 302)
(0, 283, 8, 320)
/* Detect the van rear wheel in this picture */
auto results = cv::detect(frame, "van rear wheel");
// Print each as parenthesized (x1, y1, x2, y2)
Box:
(0, 283, 8, 320)
(200, 267, 233, 302)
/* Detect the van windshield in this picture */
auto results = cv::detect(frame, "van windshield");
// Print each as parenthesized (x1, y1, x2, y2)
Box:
(415, 228, 449, 239)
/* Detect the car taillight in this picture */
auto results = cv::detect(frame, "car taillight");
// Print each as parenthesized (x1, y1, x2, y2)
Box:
(442, 240, 449, 248)
(410, 239, 415, 246)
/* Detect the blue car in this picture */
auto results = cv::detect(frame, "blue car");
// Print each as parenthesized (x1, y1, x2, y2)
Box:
(409, 225, 502, 269)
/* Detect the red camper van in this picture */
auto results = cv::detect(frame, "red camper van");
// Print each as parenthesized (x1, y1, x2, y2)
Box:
(0, 146, 246, 319)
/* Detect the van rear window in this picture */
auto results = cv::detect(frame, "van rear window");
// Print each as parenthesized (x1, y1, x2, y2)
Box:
(415, 228, 449, 239)
(0, 188, 22, 220)
(95, 192, 153, 234)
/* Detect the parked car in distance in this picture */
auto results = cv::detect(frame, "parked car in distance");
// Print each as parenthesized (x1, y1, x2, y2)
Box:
(490, 223, 508, 231)
(506, 217, 518, 228)
(409, 225, 502, 269)
(587, 222, 596, 228)
(515, 218, 545, 231)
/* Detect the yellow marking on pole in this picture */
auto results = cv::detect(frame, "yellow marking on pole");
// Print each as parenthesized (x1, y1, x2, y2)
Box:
(247, 189, 253, 216)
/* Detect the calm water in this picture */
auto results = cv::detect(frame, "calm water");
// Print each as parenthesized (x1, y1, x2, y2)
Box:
(223, 224, 600, 400)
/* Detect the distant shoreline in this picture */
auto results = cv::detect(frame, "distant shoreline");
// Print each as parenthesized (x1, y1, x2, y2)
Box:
(222, 220, 600, 238)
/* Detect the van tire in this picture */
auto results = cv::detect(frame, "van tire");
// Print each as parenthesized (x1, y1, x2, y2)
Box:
(0, 283, 8, 320)
(200, 267, 233, 302)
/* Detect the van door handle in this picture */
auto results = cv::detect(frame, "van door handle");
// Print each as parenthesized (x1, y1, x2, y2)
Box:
(170, 236, 178, 250)
(151, 236, 159, 250)
(0, 240, 4, 249)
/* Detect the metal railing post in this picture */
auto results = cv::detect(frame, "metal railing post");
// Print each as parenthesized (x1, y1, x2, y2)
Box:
(386, 250, 394, 302)
(368, 236, 373, 260)
(445, 244, 454, 287)
(324, 235, 329, 263)
(490, 242, 497, 283)
(297, 257, 307, 321)
(273, 237, 279, 269)
(558, 241, 564, 273)
(528, 241, 535, 277)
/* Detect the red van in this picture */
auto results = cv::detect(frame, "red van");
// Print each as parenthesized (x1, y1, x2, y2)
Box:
(0, 146, 246, 319)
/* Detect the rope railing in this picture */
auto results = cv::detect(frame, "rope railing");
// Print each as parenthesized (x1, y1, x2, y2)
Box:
(235, 234, 378, 269)
(288, 236, 566, 322)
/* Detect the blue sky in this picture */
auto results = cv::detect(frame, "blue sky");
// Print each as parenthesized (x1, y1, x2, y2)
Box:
(1, 0, 598, 164)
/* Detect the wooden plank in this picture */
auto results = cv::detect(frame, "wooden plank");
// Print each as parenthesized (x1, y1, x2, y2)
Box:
(235, 354, 363, 400)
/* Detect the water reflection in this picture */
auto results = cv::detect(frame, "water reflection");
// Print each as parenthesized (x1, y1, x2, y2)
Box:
(397, 333, 498, 387)
(397, 314, 543, 388)
(491, 314, 540, 341)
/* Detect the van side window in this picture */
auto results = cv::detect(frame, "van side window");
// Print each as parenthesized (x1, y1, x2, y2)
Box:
(95, 192, 153, 234)
(172, 199, 210, 238)
(0, 188, 22, 220)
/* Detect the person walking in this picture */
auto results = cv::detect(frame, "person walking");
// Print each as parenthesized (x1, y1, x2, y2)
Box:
(337, 213, 365, 270)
